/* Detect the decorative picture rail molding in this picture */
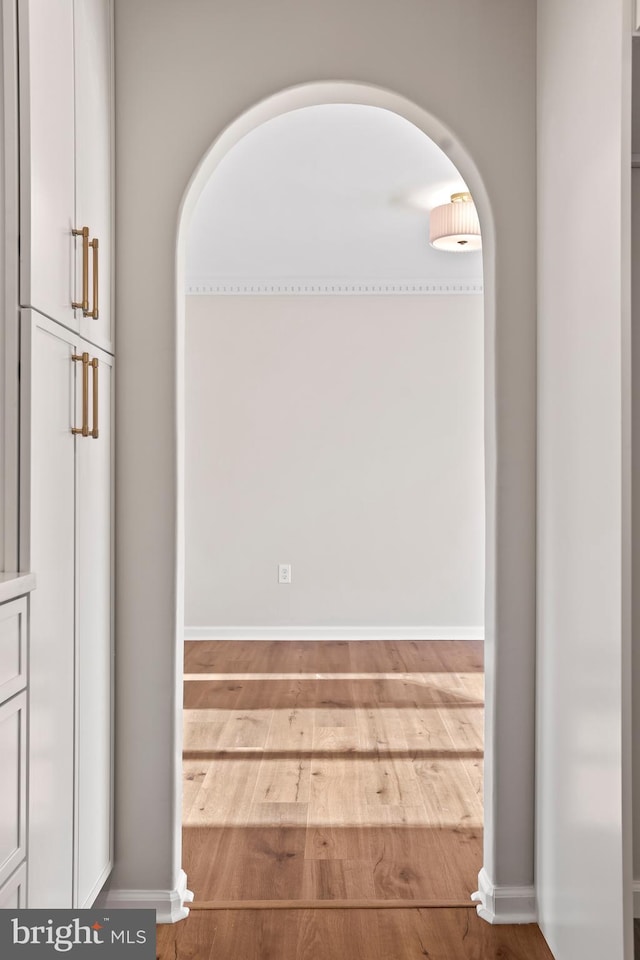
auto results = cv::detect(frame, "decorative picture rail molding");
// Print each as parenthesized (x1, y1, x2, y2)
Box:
(185, 279, 484, 296)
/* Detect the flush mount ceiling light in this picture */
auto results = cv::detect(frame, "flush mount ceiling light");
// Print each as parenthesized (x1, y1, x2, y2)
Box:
(429, 192, 482, 252)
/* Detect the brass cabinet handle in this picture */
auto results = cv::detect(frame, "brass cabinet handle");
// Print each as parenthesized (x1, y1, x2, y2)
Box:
(72, 227, 90, 312)
(72, 352, 90, 437)
(89, 237, 99, 319)
(90, 358, 99, 439)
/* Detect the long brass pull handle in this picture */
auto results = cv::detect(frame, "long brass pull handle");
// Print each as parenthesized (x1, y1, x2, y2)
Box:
(71, 353, 90, 437)
(89, 237, 99, 319)
(90, 358, 99, 439)
(72, 227, 89, 312)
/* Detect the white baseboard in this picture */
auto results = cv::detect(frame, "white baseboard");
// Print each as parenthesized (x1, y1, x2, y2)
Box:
(633, 880, 640, 917)
(184, 625, 484, 641)
(471, 868, 536, 924)
(96, 869, 194, 924)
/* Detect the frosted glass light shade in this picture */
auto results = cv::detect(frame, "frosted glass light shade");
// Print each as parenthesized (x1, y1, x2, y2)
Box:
(429, 192, 482, 252)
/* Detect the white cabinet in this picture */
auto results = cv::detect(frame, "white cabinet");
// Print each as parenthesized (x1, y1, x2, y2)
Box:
(0, 863, 28, 908)
(75, 322, 114, 908)
(74, 0, 113, 349)
(0, 599, 28, 898)
(0, 692, 26, 890)
(0, 586, 31, 908)
(22, 315, 75, 906)
(0, 598, 27, 705)
(17, 0, 75, 332)
(12, 0, 115, 912)
(21, 310, 114, 908)
(18, 0, 113, 352)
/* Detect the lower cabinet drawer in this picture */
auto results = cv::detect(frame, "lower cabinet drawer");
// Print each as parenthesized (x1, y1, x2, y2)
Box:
(0, 597, 27, 703)
(0, 692, 27, 887)
(0, 861, 27, 908)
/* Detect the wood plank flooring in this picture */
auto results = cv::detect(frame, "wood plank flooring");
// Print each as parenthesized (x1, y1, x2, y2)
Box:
(157, 906, 555, 960)
(182, 640, 484, 904)
(171, 640, 556, 959)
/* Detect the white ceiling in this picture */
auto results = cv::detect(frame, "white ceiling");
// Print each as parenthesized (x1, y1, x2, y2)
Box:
(186, 104, 484, 290)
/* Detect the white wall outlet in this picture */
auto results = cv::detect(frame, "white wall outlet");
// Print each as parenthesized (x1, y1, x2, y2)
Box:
(278, 563, 292, 584)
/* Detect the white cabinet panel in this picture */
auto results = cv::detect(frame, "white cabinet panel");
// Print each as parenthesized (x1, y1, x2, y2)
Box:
(18, 0, 76, 328)
(22, 311, 114, 909)
(0, 599, 27, 703)
(0, 863, 27, 908)
(15, 0, 115, 912)
(75, 0, 113, 350)
(19, 0, 114, 352)
(0, 693, 26, 889)
(75, 347, 113, 907)
(23, 313, 76, 906)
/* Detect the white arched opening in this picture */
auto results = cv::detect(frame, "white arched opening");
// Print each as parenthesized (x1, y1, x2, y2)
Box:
(174, 81, 503, 920)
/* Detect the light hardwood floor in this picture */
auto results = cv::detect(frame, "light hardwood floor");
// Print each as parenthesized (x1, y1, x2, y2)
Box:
(167, 640, 555, 959)
(157, 905, 555, 960)
(183, 639, 483, 904)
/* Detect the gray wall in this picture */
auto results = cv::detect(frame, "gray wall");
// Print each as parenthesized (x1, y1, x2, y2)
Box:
(185, 294, 485, 633)
(536, 0, 633, 956)
(633, 36, 640, 914)
(109, 0, 537, 908)
(633, 166, 640, 907)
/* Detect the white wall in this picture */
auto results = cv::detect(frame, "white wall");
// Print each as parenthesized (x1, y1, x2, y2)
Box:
(536, 0, 633, 957)
(185, 293, 484, 634)
(109, 0, 537, 917)
(185, 104, 483, 288)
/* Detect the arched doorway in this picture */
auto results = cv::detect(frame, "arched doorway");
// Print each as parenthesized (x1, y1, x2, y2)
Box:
(174, 82, 509, 922)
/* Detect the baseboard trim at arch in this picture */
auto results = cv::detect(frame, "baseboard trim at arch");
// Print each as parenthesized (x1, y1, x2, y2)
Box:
(184, 625, 484, 641)
(471, 868, 536, 924)
(97, 869, 194, 924)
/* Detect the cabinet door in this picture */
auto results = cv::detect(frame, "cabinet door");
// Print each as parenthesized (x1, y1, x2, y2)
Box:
(0, 693, 27, 889)
(21, 311, 76, 907)
(18, 0, 77, 329)
(0, 863, 27, 908)
(74, 0, 113, 351)
(0, 598, 27, 704)
(75, 343, 113, 907)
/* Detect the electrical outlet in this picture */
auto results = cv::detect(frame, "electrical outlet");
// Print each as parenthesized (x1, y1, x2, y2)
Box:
(278, 563, 291, 584)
